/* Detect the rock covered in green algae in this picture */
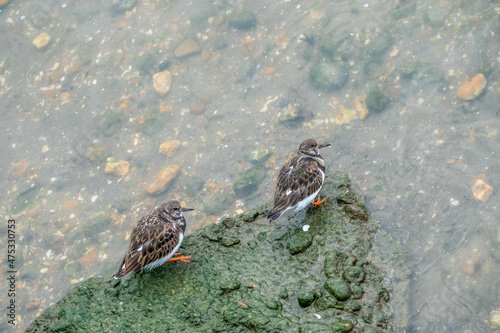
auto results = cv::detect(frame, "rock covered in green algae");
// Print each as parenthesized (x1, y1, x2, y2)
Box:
(288, 230, 313, 254)
(233, 164, 267, 197)
(228, 11, 257, 30)
(310, 62, 348, 91)
(26, 171, 409, 333)
(297, 291, 316, 307)
(365, 90, 390, 113)
(324, 276, 352, 301)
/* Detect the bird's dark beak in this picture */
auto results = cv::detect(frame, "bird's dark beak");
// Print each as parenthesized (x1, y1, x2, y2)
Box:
(182, 207, 195, 212)
(319, 142, 331, 149)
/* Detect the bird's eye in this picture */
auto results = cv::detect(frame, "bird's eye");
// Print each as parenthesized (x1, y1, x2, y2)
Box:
(310, 144, 315, 148)
(174, 207, 179, 211)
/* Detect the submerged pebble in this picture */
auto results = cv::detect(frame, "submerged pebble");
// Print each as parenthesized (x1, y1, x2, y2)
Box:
(470, 174, 493, 202)
(159, 140, 180, 157)
(144, 165, 180, 195)
(457, 74, 487, 101)
(153, 71, 172, 96)
(33, 32, 51, 50)
(309, 62, 348, 91)
(228, 11, 257, 30)
(105, 160, 130, 176)
(174, 39, 201, 58)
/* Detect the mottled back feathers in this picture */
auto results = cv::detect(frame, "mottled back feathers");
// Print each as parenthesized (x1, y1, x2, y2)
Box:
(114, 201, 193, 279)
(264, 139, 330, 220)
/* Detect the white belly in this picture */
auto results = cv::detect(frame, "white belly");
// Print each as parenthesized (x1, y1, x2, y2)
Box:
(144, 233, 183, 270)
(292, 168, 325, 212)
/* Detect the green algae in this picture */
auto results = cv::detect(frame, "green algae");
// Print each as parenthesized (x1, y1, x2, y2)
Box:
(26, 172, 408, 332)
(288, 231, 313, 255)
(228, 11, 257, 30)
(297, 291, 316, 308)
(233, 164, 267, 197)
(324, 276, 352, 302)
(365, 90, 390, 114)
(310, 62, 348, 91)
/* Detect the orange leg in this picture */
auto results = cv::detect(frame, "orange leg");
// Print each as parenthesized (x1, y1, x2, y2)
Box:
(168, 253, 192, 263)
(311, 194, 327, 207)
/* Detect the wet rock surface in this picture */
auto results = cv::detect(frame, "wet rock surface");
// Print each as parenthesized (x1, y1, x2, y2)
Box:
(26, 172, 409, 332)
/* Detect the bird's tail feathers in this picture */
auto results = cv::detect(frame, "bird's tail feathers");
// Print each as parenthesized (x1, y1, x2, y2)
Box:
(263, 209, 283, 221)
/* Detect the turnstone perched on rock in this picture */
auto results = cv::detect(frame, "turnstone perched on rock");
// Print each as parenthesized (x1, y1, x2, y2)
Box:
(114, 201, 194, 279)
(264, 139, 331, 221)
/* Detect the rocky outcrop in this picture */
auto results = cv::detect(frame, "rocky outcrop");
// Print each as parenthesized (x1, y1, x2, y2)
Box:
(26, 172, 409, 332)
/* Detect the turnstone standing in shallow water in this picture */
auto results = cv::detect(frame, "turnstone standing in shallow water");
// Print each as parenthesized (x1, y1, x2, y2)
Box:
(264, 139, 331, 221)
(114, 201, 194, 279)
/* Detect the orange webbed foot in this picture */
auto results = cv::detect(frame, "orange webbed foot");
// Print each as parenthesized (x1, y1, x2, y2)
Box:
(311, 194, 327, 207)
(168, 253, 192, 263)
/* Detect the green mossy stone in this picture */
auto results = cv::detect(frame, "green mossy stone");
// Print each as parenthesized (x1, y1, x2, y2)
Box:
(400, 61, 446, 88)
(219, 279, 241, 293)
(297, 291, 316, 307)
(265, 300, 282, 311)
(31, 10, 49, 28)
(310, 62, 348, 91)
(343, 266, 366, 283)
(26, 171, 408, 333)
(351, 284, 364, 299)
(228, 11, 257, 30)
(111, 0, 136, 13)
(278, 104, 305, 125)
(324, 276, 351, 301)
(365, 90, 390, 113)
(314, 295, 337, 311)
(330, 172, 351, 189)
(288, 231, 313, 255)
(100, 111, 124, 137)
(141, 118, 163, 136)
(233, 165, 267, 197)
(85, 147, 107, 163)
(319, 30, 351, 57)
(366, 32, 393, 57)
(249, 148, 271, 164)
(330, 318, 354, 332)
(219, 236, 240, 247)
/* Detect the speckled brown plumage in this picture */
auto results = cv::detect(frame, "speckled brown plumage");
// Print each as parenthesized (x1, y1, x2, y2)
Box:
(114, 201, 194, 279)
(264, 139, 331, 220)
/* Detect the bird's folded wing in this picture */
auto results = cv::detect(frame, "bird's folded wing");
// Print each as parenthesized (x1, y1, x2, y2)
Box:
(272, 158, 323, 212)
(117, 223, 179, 276)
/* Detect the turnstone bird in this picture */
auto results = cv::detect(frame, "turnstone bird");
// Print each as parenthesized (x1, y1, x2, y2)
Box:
(264, 139, 331, 221)
(114, 200, 194, 279)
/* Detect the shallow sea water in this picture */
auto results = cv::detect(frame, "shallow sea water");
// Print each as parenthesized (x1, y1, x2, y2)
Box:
(0, 0, 499, 332)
